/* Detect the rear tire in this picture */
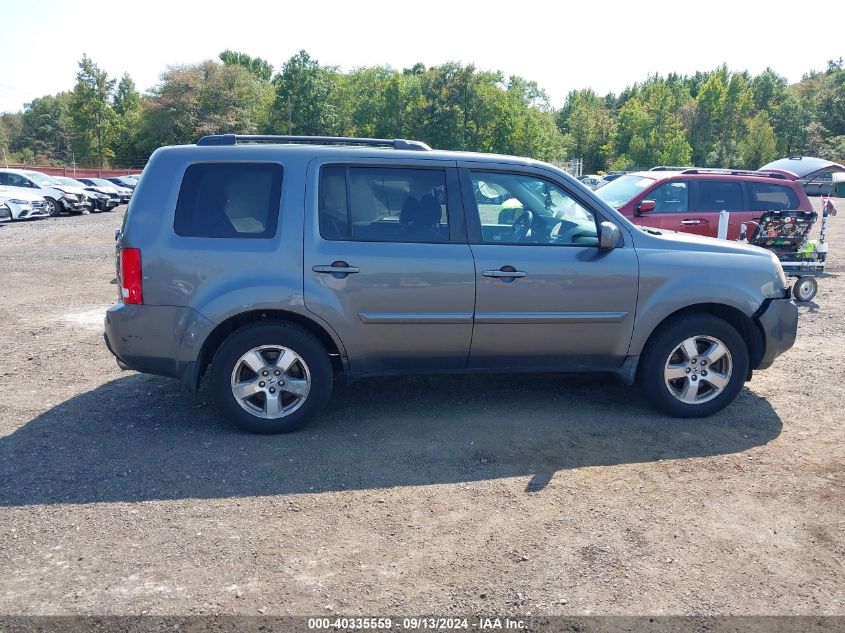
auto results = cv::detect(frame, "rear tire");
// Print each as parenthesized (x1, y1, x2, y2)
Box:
(209, 321, 333, 433)
(638, 315, 749, 418)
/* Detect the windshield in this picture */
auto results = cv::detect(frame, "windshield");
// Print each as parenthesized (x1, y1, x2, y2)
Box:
(92, 178, 114, 187)
(26, 171, 61, 187)
(594, 174, 656, 208)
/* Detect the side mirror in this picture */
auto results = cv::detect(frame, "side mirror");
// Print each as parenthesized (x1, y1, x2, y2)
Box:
(636, 199, 656, 214)
(599, 221, 621, 250)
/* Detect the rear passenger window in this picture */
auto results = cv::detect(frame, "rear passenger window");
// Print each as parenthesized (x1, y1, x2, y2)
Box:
(174, 163, 283, 238)
(748, 183, 799, 211)
(696, 181, 743, 211)
(319, 166, 449, 243)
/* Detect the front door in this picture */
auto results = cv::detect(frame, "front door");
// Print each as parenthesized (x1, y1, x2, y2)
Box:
(303, 159, 476, 377)
(460, 166, 639, 371)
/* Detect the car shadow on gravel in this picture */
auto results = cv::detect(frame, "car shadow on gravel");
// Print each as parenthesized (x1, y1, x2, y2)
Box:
(0, 372, 782, 506)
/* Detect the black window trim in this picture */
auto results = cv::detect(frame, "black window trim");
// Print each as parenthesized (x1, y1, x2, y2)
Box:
(316, 163, 465, 245)
(173, 160, 284, 239)
(458, 166, 606, 248)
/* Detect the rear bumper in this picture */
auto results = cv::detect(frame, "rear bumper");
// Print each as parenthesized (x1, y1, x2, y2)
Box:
(103, 303, 213, 389)
(754, 297, 798, 369)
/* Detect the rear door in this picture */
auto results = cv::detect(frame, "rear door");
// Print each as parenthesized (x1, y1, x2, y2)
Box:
(303, 157, 476, 377)
(689, 179, 745, 238)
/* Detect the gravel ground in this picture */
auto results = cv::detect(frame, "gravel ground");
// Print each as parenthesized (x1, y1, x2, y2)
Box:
(0, 201, 843, 617)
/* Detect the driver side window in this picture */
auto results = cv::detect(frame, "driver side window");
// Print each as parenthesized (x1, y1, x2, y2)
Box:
(469, 171, 598, 246)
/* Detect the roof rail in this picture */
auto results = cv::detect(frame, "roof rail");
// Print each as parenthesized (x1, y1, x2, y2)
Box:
(679, 167, 789, 180)
(649, 165, 693, 171)
(196, 134, 432, 151)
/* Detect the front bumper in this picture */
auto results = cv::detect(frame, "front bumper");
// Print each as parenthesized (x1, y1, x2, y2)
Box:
(61, 197, 88, 212)
(754, 297, 798, 369)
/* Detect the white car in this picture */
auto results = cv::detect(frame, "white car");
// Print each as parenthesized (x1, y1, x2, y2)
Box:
(78, 177, 132, 204)
(0, 169, 89, 216)
(0, 189, 51, 220)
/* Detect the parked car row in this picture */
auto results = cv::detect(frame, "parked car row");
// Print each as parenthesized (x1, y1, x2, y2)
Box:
(0, 169, 139, 222)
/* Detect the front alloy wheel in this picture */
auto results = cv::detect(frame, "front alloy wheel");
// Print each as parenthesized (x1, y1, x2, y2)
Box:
(46, 198, 61, 217)
(639, 314, 748, 418)
(664, 335, 732, 404)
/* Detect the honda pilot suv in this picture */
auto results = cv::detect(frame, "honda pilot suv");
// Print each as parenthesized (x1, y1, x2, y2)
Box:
(104, 135, 798, 433)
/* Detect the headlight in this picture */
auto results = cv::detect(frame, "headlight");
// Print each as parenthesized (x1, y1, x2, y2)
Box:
(8, 199, 28, 204)
(770, 252, 788, 288)
(63, 193, 78, 201)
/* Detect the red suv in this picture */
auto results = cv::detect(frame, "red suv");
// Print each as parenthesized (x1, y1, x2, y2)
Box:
(594, 168, 813, 239)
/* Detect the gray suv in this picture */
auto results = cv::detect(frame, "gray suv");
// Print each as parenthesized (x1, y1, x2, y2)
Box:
(104, 135, 798, 433)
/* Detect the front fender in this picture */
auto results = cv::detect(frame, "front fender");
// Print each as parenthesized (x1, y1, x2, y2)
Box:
(628, 249, 771, 355)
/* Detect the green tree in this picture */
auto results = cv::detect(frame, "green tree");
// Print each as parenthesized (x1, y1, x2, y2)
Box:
(557, 89, 615, 172)
(219, 50, 274, 82)
(111, 74, 143, 167)
(71, 54, 116, 168)
(739, 111, 778, 168)
(17, 93, 73, 163)
(270, 50, 342, 135)
(137, 60, 274, 153)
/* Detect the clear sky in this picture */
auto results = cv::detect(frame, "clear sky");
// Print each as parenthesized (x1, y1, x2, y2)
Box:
(0, 0, 840, 113)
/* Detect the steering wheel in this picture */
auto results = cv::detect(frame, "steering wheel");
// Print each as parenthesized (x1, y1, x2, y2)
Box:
(511, 210, 535, 242)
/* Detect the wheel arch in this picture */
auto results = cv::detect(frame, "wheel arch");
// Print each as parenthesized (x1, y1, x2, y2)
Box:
(195, 309, 347, 389)
(634, 303, 764, 380)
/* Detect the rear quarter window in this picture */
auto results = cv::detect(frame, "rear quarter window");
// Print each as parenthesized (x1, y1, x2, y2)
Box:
(174, 163, 283, 238)
(748, 182, 800, 211)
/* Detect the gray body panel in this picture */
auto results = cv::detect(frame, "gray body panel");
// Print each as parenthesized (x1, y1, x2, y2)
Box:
(105, 142, 797, 390)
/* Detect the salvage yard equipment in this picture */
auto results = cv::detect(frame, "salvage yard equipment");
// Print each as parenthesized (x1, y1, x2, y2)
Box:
(743, 197, 836, 302)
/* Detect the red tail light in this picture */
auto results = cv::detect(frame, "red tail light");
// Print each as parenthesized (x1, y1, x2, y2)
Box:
(120, 248, 143, 304)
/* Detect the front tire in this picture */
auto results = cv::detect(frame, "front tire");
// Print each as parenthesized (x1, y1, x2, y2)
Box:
(638, 315, 749, 418)
(46, 198, 61, 217)
(209, 321, 333, 433)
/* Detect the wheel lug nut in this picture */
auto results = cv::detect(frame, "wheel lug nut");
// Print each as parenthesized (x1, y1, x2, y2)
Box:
(701, 370, 708, 376)
(269, 387, 276, 394)
(274, 370, 281, 376)
(685, 368, 691, 373)
(262, 370, 269, 376)
(691, 375, 697, 381)
(700, 360, 706, 366)
(259, 381, 265, 387)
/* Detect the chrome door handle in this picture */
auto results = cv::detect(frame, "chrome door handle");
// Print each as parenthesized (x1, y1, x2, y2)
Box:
(680, 219, 703, 225)
(482, 270, 527, 278)
(313, 262, 360, 274)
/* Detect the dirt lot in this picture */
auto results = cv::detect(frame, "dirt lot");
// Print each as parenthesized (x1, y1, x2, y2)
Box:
(0, 201, 843, 617)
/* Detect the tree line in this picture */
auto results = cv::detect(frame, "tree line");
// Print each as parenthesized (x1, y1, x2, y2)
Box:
(1, 50, 843, 172)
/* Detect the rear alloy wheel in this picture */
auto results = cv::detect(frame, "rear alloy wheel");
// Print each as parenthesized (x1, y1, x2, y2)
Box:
(210, 322, 332, 433)
(639, 315, 748, 418)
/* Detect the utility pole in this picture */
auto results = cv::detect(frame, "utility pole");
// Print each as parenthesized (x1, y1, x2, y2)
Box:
(2, 147, 7, 168)
(287, 95, 292, 135)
